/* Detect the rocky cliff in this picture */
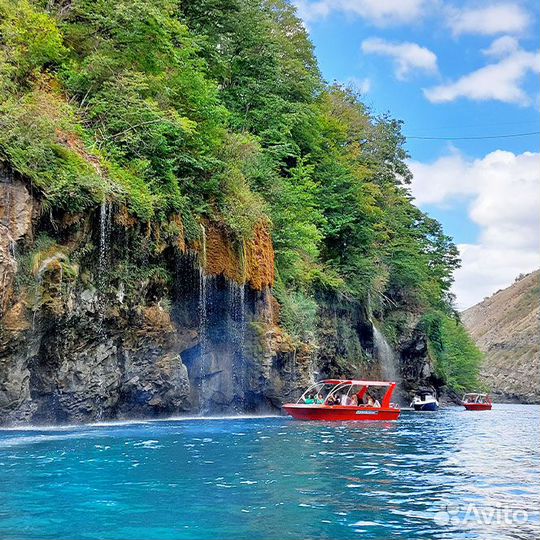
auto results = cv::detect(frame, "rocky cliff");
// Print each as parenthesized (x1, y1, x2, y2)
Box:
(0, 168, 437, 425)
(462, 271, 540, 403)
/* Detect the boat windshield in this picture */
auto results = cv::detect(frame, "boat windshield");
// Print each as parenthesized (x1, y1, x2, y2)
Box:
(298, 381, 391, 407)
(298, 382, 339, 404)
(326, 382, 370, 406)
(463, 393, 488, 404)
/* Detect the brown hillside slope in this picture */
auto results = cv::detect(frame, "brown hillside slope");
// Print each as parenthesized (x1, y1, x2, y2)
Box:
(461, 270, 540, 403)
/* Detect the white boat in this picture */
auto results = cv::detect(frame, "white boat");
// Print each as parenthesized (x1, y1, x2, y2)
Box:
(410, 391, 439, 411)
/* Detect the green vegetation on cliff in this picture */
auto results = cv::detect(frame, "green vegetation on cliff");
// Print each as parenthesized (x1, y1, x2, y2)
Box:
(422, 312, 483, 392)
(0, 0, 480, 390)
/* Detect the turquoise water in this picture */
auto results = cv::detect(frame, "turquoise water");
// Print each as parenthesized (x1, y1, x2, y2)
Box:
(0, 405, 538, 539)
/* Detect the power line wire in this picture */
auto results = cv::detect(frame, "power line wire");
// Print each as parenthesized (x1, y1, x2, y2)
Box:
(406, 131, 540, 141)
(406, 119, 539, 131)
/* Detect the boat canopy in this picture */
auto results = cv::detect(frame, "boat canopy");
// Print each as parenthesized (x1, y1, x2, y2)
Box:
(298, 379, 398, 408)
(319, 379, 396, 387)
(462, 393, 491, 404)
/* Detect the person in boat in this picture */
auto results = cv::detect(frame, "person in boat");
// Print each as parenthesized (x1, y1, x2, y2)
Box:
(350, 394, 359, 406)
(304, 392, 315, 404)
(366, 394, 381, 407)
(326, 393, 340, 406)
(314, 392, 325, 404)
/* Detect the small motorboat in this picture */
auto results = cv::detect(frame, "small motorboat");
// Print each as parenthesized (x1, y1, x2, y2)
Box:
(282, 379, 401, 421)
(462, 393, 492, 411)
(410, 390, 439, 411)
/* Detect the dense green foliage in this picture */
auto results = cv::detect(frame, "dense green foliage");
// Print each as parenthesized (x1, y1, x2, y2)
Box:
(0, 0, 479, 389)
(422, 312, 483, 392)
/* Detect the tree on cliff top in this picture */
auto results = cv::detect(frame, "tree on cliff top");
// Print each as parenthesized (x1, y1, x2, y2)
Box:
(0, 0, 477, 390)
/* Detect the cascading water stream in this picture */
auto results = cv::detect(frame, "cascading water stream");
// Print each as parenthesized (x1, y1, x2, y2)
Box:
(192, 226, 253, 414)
(97, 200, 112, 333)
(197, 224, 210, 414)
(230, 282, 246, 352)
(198, 266, 209, 414)
(230, 280, 247, 411)
(372, 325, 401, 391)
(238, 284, 246, 351)
(98, 201, 112, 281)
(97, 201, 112, 410)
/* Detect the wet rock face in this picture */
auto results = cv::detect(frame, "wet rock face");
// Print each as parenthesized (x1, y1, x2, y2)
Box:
(0, 175, 306, 425)
(398, 327, 441, 401)
(177, 274, 311, 414)
(400, 329, 431, 384)
(0, 284, 194, 424)
(0, 173, 435, 425)
(0, 170, 36, 422)
(314, 301, 439, 404)
(202, 221, 274, 290)
(0, 175, 194, 424)
(0, 168, 34, 315)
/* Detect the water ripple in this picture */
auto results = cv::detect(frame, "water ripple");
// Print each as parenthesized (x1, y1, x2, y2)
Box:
(0, 405, 538, 539)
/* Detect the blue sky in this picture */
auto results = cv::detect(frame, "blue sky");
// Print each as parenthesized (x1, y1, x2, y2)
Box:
(294, 0, 540, 308)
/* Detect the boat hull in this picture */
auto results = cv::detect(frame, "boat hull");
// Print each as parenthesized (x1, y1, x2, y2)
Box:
(282, 404, 400, 421)
(413, 402, 438, 411)
(463, 403, 492, 411)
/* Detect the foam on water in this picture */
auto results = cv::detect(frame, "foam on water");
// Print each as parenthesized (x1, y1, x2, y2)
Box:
(0, 414, 280, 432)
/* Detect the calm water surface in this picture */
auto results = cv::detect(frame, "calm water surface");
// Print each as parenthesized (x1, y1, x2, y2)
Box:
(0, 405, 538, 539)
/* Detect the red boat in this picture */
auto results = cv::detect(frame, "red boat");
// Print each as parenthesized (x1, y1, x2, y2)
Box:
(462, 393, 492, 411)
(282, 379, 401, 421)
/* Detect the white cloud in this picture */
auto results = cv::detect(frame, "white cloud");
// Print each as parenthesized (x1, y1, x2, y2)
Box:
(409, 150, 540, 309)
(482, 35, 520, 58)
(424, 42, 540, 105)
(361, 38, 438, 80)
(447, 3, 530, 36)
(294, 0, 428, 26)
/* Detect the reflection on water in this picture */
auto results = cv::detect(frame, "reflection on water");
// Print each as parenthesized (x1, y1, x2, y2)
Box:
(0, 405, 538, 539)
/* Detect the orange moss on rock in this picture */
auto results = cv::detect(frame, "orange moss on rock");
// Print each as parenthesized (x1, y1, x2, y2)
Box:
(203, 221, 243, 282)
(202, 220, 274, 290)
(244, 222, 275, 291)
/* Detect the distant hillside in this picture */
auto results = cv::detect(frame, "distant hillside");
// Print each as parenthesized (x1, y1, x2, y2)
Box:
(462, 271, 540, 403)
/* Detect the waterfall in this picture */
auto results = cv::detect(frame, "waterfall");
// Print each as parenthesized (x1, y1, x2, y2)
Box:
(192, 223, 251, 414)
(230, 281, 246, 354)
(197, 224, 209, 413)
(261, 287, 273, 324)
(373, 325, 400, 384)
(198, 223, 209, 364)
(199, 223, 207, 268)
(230, 280, 247, 411)
(238, 284, 245, 350)
(98, 201, 112, 278)
(198, 263, 209, 414)
(97, 201, 112, 333)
